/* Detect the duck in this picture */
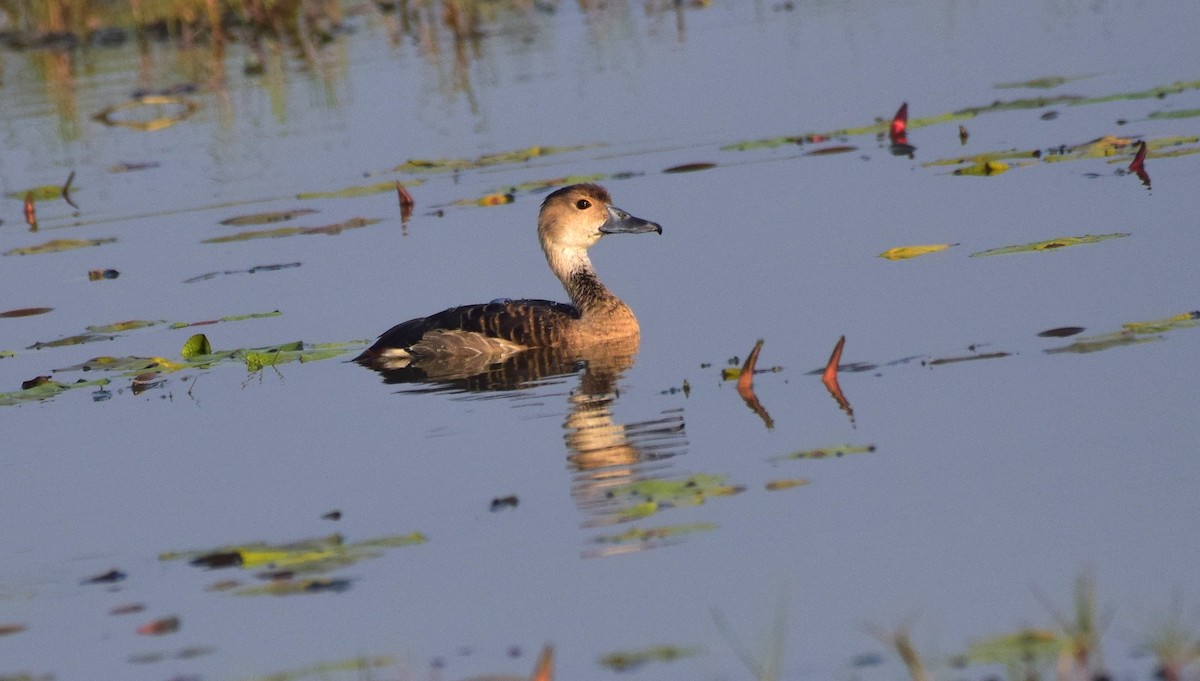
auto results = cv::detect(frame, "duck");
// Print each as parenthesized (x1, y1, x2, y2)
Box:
(355, 183, 661, 367)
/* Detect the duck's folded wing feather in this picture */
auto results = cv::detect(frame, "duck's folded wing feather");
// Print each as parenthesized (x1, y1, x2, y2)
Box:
(364, 299, 580, 357)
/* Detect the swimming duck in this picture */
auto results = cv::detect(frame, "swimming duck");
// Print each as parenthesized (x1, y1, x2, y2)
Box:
(356, 183, 661, 366)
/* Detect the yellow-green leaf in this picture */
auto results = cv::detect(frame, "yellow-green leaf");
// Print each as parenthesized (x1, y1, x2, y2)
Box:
(878, 244, 957, 260)
(953, 160, 1010, 176)
(774, 444, 876, 461)
(219, 209, 317, 226)
(598, 646, 702, 672)
(181, 334, 212, 359)
(5, 238, 117, 256)
(970, 233, 1129, 257)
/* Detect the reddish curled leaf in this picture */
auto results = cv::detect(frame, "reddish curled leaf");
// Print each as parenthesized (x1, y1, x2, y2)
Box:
(137, 615, 180, 635)
(889, 102, 909, 144)
(396, 181, 414, 223)
(1128, 140, 1147, 173)
(23, 192, 36, 229)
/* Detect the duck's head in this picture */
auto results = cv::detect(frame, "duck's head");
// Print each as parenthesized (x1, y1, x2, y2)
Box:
(538, 183, 662, 253)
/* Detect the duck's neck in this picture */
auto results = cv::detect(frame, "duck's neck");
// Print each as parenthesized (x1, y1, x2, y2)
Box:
(547, 247, 627, 318)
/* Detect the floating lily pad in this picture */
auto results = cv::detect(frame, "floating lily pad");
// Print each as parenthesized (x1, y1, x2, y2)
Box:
(598, 645, 702, 672)
(592, 522, 717, 545)
(167, 310, 282, 328)
(240, 656, 394, 681)
(773, 444, 875, 461)
(663, 162, 716, 173)
(878, 244, 957, 260)
(598, 474, 745, 524)
(1121, 310, 1199, 334)
(4, 238, 117, 256)
(6, 185, 67, 201)
(1147, 108, 1200, 120)
(181, 333, 212, 359)
(163, 532, 426, 576)
(202, 218, 380, 243)
(234, 577, 353, 596)
(970, 233, 1129, 257)
(953, 160, 1010, 176)
(765, 478, 811, 491)
(297, 179, 424, 200)
(393, 144, 591, 173)
(0, 377, 110, 406)
(450, 192, 514, 207)
(995, 76, 1082, 89)
(0, 307, 53, 318)
(219, 209, 317, 226)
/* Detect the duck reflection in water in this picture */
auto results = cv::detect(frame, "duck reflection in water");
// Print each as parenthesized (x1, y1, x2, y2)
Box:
(357, 184, 687, 531)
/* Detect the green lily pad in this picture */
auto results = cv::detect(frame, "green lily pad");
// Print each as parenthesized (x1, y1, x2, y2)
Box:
(219, 209, 317, 226)
(181, 334, 212, 359)
(163, 531, 426, 575)
(592, 522, 717, 545)
(598, 645, 702, 672)
(4, 238, 117, 256)
(1147, 108, 1200, 120)
(970, 233, 1129, 257)
(6, 184, 68, 201)
(393, 144, 591, 173)
(297, 180, 421, 199)
(0, 377, 110, 406)
(240, 657, 394, 681)
(773, 444, 876, 461)
(202, 218, 380, 243)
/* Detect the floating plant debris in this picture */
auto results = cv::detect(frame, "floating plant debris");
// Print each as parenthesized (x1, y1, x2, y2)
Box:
(765, 478, 811, 491)
(663, 162, 715, 173)
(219, 209, 317, 226)
(1, 307, 53, 318)
(136, 615, 180, 635)
(598, 645, 701, 672)
(203, 218, 380, 243)
(927, 351, 1011, 365)
(878, 244, 957, 260)
(4, 238, 116, 256)
(970, 233, 1129, 257)
(183, 263, 301, 283)
(164, 531, 427, 575)
(774, 444, 875, 461)
(490, 495, 519, 511)
(1037, 326, 1085, 338)
(82, 568, 126, 584)
(393, 145, 591, 173)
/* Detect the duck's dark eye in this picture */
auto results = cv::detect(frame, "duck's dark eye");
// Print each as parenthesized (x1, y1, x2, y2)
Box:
(575, 199, 591, 210)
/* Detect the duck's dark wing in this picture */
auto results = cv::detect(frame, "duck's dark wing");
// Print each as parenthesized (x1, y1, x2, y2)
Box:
(358, 299, 580, 360)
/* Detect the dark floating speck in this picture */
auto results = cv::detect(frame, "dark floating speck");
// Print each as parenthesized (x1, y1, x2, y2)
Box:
(490, 495, 519, 511)
(322, 509, 342, 521)
(663, 162, 715, 174)
(1037, 326, 1085, 338)
(83, 568, 126, 585)
(1041, 110, 1059, 120)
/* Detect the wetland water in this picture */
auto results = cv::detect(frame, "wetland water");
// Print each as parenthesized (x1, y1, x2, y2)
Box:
(2, 2, 1199, 680)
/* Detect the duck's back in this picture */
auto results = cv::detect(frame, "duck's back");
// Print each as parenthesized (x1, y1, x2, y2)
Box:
(361, 299, 581, 360)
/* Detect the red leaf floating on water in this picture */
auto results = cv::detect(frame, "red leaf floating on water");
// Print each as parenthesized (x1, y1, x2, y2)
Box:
(889, 102, 909, 145)
(1128, 140, 1150, 188)
(1128, 140, 1147, 173)
(137, 615, 180, 635)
